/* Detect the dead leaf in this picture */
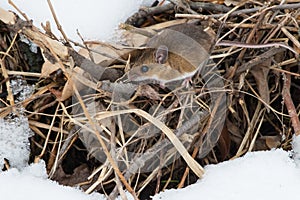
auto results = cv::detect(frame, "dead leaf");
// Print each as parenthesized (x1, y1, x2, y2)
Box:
(51, 164, 92, 187)
(0, 7, 16, 24)
(59, 67, 90, 101)
(250, 60, 271, 111)
(41, 59, 61, 77)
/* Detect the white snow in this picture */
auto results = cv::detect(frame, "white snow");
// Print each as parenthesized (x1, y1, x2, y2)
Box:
(1, 0, 147, 42)
(292, 135, 300, 162)
(1, 1, 300, 200)
(0, 115, 33, 169)
(0, 161, 104, 200)
(1, 147, 300, 200)
(154, 149, 300, 200)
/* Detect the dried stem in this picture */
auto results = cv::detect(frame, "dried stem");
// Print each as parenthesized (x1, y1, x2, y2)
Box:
(47, 0, 71, 46)
(282, 73, 300, 135)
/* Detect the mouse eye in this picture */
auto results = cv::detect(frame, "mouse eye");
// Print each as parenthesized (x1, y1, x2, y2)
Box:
(141, 65, 149, 73)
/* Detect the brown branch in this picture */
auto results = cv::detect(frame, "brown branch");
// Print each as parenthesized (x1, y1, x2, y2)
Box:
(189, 1, 231, 13)
(125, 3, 174, 26)
(208, 2, 300, 18)
(217, 41, 298, 55)
(235, 48, 286, 75)
(68, 49, 122, 82)
(8, 0, 30, 21)
(0, 31, 20, 110)
(47, 0, 71, 46)
(282, 73, 300, 136)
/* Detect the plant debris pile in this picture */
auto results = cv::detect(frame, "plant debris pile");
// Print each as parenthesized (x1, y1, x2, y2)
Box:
(1, 1, 300, 199)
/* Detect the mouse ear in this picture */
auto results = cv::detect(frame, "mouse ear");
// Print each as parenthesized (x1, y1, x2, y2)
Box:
(155, 45, 168, 64)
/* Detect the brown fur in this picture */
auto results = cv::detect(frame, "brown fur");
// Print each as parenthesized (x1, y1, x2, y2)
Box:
(128, 23, 216, 83)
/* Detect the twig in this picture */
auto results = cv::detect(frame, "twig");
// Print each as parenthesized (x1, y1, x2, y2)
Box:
(47, 0, 71, 46)
(217, 40, 298, 55)
(111, 122, 128, 200)
(235, 47, 286, 75)
(41, 21, 60, 41)
(224, 7, 265, 79)
(216, 8, 262, 44)
(125, 3, 174, 25)
(8, 0, 30, 21)
(207, 3, 300, 18)
(168, 0, 198, 15)
(262, 14, 290, 44)
(282, 73, 300, 135)
(0, 31, 20, 110)
(189, 1, 231, 13)
(248, 110, 265, 152)
(177, 145, 199, 188)
(175, 13, 219, 24)
(3, 158, 10, 170)
(49, 131, 78, 178)
(281, 27, 300, 52)
(155, 148, 164, 195)
(119, 23, 156, 38)
(68, 40, 127, 64)
(224, 23, 274, 29)
(68, 49, 122, 82)
(269, 58, 300, 77)
(0, 69, 41, 77)
(158, 0, 166, 6)
(76, 29, 95, 63)
(234, 102, 262, 158)
(35, 104, 60, 162)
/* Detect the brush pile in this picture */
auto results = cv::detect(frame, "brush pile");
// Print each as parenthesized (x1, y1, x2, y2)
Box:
(1, 1, 300, 199)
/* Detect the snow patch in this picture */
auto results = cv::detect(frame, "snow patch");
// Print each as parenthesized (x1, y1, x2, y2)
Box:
(0, 115, 33, 169)
(1, 0, 146, 42)
(0, 162, 104, 200)
(154, 149, 300, 200)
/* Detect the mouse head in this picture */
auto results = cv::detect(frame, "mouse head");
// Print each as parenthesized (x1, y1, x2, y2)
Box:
(127, 62, 182, 84)
(127, 45, 181, 84)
